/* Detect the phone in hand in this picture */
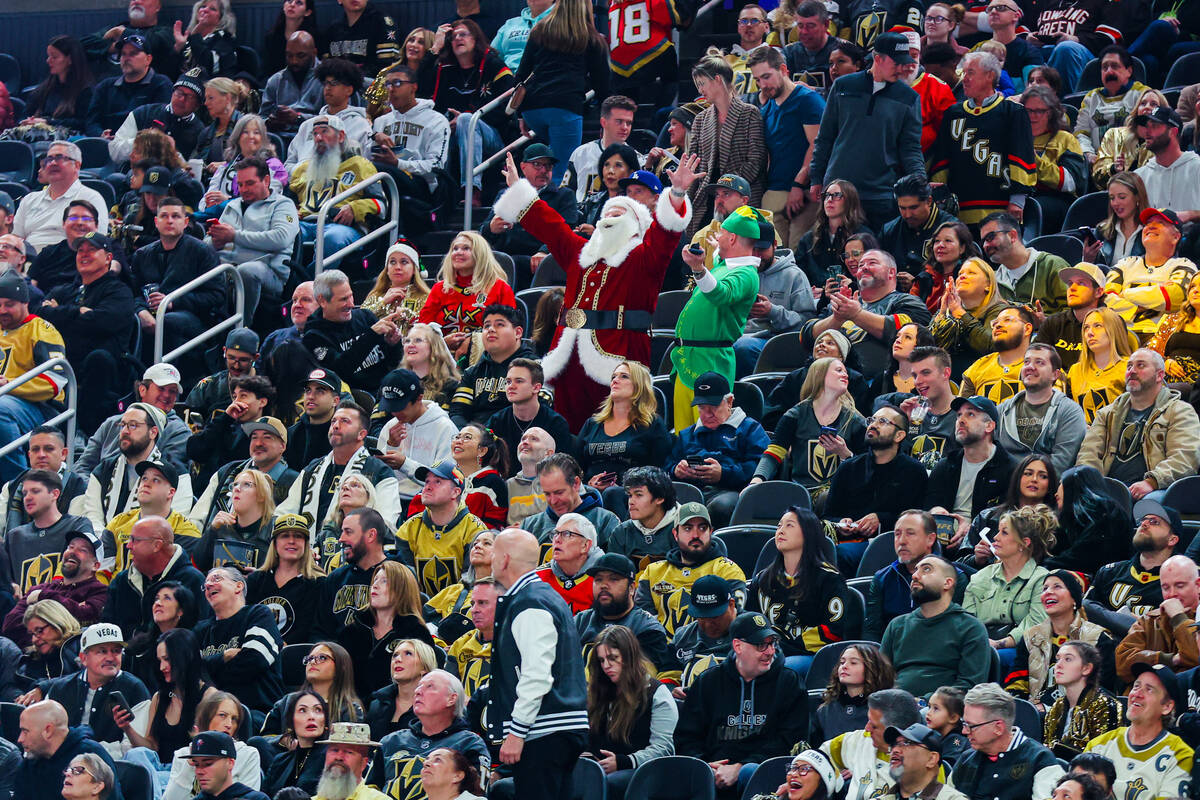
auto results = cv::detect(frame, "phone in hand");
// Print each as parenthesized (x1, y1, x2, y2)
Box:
(819, 425, 839, 438)
(687, 243, 703, 256)
(108, 690, 131, 719)
(685, 455, 708, 467)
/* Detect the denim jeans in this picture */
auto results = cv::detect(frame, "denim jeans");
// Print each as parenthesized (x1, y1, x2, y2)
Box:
(1042, 41, 1095, 93)
(235, 260, 286, 322)
(734, 335, 768, 378)
(455, 112, 505, 190)
(521, 107, 584, 186)
(1128, 19, 1178, 84)
(299, 220, 362, 272)
(0, 395, 46, 481)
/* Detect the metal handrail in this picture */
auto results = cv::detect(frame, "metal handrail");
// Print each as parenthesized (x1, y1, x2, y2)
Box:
(153, 263, 246, 364)
(464, 131, 537, 231)
(0, 357, 77, 466)
(314, 170, 401, 275)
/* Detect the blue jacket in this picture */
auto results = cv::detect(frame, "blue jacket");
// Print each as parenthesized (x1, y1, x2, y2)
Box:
(668, 407, 770, 491)
(492, 5, 554, 70)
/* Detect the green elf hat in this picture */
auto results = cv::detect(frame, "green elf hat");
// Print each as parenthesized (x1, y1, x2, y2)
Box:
(720, 206, 774, 249)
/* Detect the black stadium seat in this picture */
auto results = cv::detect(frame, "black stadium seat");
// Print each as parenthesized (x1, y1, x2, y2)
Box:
(624, 756, 716, 800)
(731, 480, 811, 524)
(114, 760, 154, 800)
(1164, 52, 1200, 90)
(1028, 234, 1083, 265)
(1062, 192, 1110, 235)
(740, 756, 792, 799)
(0, 141, 34, 185)
(1075, 56, 1147, 92)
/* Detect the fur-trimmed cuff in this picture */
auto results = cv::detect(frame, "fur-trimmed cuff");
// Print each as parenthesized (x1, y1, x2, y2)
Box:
(493, 179, 540, 224)
(655, 189, 692, 233)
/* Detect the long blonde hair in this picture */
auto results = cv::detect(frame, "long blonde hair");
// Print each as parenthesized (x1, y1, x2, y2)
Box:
(403, 323, 461, 401)
(532, 0, 599, 54)
(592, 360, 658, 428)
(188, 0, 236, 35)
(798, 356, 856, 410)
(234, 469, 276, 522)
(368, 247, 431, 301)
(438, 232, 508, 298)
(1079, 307, 1133, 373)
(1097, 172, 1150, 242)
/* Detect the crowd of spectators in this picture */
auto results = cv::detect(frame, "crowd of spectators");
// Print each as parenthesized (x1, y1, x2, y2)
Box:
(2, 0, 1200, 798)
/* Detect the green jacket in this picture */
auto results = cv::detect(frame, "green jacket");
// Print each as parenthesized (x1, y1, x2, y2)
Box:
(996, 251, 1069, 313)
(962, 558, 1049, 644)
(672, 256, 759, 388)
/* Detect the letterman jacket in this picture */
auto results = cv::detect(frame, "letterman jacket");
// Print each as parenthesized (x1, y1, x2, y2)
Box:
(277, 446, 400, 537)
(79, 447, 194, 534)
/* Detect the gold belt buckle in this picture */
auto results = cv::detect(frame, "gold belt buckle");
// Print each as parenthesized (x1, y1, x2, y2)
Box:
(564, 308, 586, 329)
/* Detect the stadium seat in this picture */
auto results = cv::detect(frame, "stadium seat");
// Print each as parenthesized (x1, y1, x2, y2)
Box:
(75, 136, 116, 179)
(1163, 475, 1200, 550)
(740, 756, 792, 800)
(672, 481, 704, 505)
(1101, 478, 1133, 520)
(805, 640, 878, 692)
(494, 250, 517, 288)
(1028, 234, 1083, 265)
(652, 290, 692, 335)
(82, 178, 116, 212)
(572, 755, 608, 800)
(1075, 56, 1146, 92)
(854, 532, 896, 578)
(1164, 52, 1200, 90)
(730, 480, 811, 524)
(714, 525, 774, 574)
(754, 534, 837, 574)
(0, 180, 29, 203)
(0, 54, 20, 98)
(0, 701, 21, 746)
(751, 332, 806, 376)
(515, 286, 557, 321)
(114, 760, 154, 800)
(0, 141, 34, 184)
(282, 642, 314, 690)
(1021, 197, 1042, 243)
(652, 376, 672, 424)
(236, 44, 261, 77)
(624, 755, 716, 800)
(530, 253, 568, 287)
(514, 294, 530, 331)
(1012, 697, 1043, 742)
(1062, 192, 1110, 233)
(628, 128, 659, 153)
(732, 380, 763, 422)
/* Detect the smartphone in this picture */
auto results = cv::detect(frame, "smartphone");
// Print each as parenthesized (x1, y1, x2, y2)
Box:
(108, 690, 131, 718)
(826, 265, 841, 282)
(685, 455, 707, 466)
(687, 243, 703, 256)
(932, 513, 957, 546)
(819, 425, 839, 437)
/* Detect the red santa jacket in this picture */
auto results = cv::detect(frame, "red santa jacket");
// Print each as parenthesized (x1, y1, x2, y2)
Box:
(912, 69, 957, 153)
(418, 274, 516, 334)
(492, 179, 691, 384)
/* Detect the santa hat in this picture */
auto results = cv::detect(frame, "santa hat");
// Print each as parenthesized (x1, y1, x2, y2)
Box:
(600, 196, 653, 237)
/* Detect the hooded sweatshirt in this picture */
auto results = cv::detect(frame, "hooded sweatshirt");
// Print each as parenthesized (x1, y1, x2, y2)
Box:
(449, 342, 540, 427)
(609, 506, 679, 562)
(1135, 151, 1200, 216)
(371, 99, 451, 190)
(523, 486, 621, 554)
(673, 654, 808, 764)
(743, 250, 818, 337)
(380, 402, 459, 500)
(284, 104, 374, 171)
(881, 601, 992, 697)
(492, 4, 555, 70)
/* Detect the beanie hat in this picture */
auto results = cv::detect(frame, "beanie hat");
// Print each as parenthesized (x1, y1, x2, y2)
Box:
(1047, 569, 1086, 610)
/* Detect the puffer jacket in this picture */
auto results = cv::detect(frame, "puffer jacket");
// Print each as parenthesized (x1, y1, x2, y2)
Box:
(1077, 386, 1200, 491)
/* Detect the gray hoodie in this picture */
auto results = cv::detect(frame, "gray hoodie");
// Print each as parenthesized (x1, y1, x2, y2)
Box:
(380, 402, 459, 500)
(371, 98, 451, 190)
(213, 191, 301, 277)
(743, 249, 816, 338)
(995, 388, 1087, 476)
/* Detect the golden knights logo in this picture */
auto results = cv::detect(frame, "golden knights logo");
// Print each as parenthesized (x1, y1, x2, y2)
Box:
(384, 751, 427, 800)
(458, 653, 491, 699)
(261, 595, 295, 638)
(681, 653, 725, 687)
(977, 377, 1022, 404)
(416, 556, 459, 596)
(659, 586, 694, 637)
(853, 8, 887, 48)
(805, 439, 842, 482)
(909, 434, 947, 470)
(1107, 583, 1156, 616)
(21, 553, 60, 593)
(794, 70, 828, 93)
(1079, 388, 1115, 422)
(332, 583, 370, 625)
(1122, 777, 1149, 800)
(0, 345, 11, 374)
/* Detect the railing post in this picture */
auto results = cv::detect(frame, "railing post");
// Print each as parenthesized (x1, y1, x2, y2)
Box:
(0, 357, 77, 467)
(314, 172, 401, 276)
(153, 264, 247, 365)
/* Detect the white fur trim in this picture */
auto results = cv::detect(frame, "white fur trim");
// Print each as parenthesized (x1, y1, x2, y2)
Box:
(492, 179, 540, 223)
(655, 189, 692, 233)
(603, 196, 652, 234)
(542, 327, 624, 386)
(579, 202, 649, 269)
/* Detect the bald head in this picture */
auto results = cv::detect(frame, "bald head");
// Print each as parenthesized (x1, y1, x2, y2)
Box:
(134, 516, 173, 544)
(1161, 555, 1200, 613)
(286, 31, 318, 71)
(493, 529, 540, 588)
(20, 699, 68, 757)
(27, 699, 67, 729)
(130, 516, 174, 574)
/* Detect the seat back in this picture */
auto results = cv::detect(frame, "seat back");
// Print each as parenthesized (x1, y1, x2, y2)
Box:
(1021, 197, 1043, 243)
(1101, 477, 1133, 520)
(1062, 192, 1110, 233)
(0, 141, 34, 184)
(854, 532, 897, 578)
(282, 642, 314, 690)
(714, 526, 774, 575)
(752, 332, 806, 375)
(1012, 697, 1043, 742)
(672, 481, 704, 505)
(652, 290, 692, 334)
(82, 178, 116, 212)
(754, 534, 837, 574)
(0, 702, 22, 748)
(740, 756, 792, 800)
(494, 250, 517, 288)
(1028, 234, 1083, 265)
(0, 55, 20, 97)
(731, 481, 811, 525)
(733, 380, 764, 423)
(572, 756, 608, 800)
(530, 252, 568, 287)
(625, 756, 717, 800)
(805, 640, 880, 691)
(1165, 52, 1200, 89)
(114, 760, 155, 800)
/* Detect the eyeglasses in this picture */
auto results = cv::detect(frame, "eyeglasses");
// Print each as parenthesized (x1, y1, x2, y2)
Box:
(746, 639, 777, 652)
(986, 4, 1019, 12)
(302, 653, 333, 665)
(128, 536, 158, 544)
(44, 154, 77, 164)
(27, 622, 51, 639)
(451, 31, 473, 40)
(889, 739, 928, 750)
(322, 79, 348, 87)
(821, 191, 844, 200)
(963, 718, 1001, 732)
(737, 17, 766, 25)
(551, 529, 585, 541)
(66, 215, 96, 224)
(63, 766, 96, 779)
(925, 14, 950, 23)
(842, 249, 864, 260)
(787, 764, 816, 776)
(980, 230, 1010, 244)
(385, 79, 415, 87)
(1025, 107, 1051, 115)
(117, 421, 145, 430)
(867, 415, 899, 427)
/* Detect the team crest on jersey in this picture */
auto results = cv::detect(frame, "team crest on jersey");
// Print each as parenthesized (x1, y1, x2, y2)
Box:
(1009, 762, 1030, 780)
(21, 553, 59, 591)
(0, 345, 11, 374)
(260, 595, 295, 636)
(385, 752, 427, 800)
(806, 440, 841, 481)
(661, 587, 694, 636)
(1123, 777, 1148, 800)
(417, 556, 458, 595)
(682, 653, 724, 687)
(854, 9, 887, 48)
(459, 654, 490, 698)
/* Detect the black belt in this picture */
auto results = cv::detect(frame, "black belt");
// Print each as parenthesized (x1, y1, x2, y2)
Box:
(678, 338, 735, 348)
(558, 308, 652, 330)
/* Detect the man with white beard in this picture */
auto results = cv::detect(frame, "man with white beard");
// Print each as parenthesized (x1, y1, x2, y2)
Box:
(491, 150, 702, 432)
(313, 723, 387, 800)
(288, 115, 382, 271)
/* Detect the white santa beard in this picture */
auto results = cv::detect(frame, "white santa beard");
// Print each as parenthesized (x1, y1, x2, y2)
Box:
(579, 211, 642, 269)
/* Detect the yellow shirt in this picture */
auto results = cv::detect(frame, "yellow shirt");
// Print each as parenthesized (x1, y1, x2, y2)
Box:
(1066, 357, 1128, 423)
(961, 353, 1024, 404)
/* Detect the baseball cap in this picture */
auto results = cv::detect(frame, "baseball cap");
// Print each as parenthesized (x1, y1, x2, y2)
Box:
(143, 363, 183, 392)
(312, 114, 347, 133)
(141, 166, 172, 195)
(414, 459, 465, 489)
(586, 552, 636, 580)
(874, 31, 916, 64)
(225, 328, 260, 353)
(80, 622, 126, 651)
(688, 575, 733, 618)
(1133, 498, 1184, 539)
(242, 416, 288, 444)
(520, 143, 558, 164)
(379, 368, 423, 412)
(0, 191, 14, 216)
(71, 231, 114, 253)
(174, 67, 205, 99)
(305, 367, 340, 394)
(1130, 662, 1185, 713)
(0, 271, 29, 303)
(668, 101, 706, 128)
(707, 173, 751, 197)
(1059, 262, 1106, 289)
(136, 459, 179, 488)
(273, 513, 314, 537)
(1135, 106, 1182, 130)
(119, 32, 149, 53)
(1139, 207, 1182, 228)
(729, 611, 778, 645)
(188, 731, 237, 760)
(619, 170, 664, 195)
(65, 528, 101, 555)
(950, 395, 1000, 425)
(691, 371, 731, 406)
(675, 501, 711, 526)
(884, 723, 944, 751)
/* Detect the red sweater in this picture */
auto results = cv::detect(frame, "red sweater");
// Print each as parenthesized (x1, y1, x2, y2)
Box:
(417, 274, 516, 334)
(534, 565, 594, 614)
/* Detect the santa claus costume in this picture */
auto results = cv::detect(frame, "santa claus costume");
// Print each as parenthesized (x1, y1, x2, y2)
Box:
(492, 179, 691, 431)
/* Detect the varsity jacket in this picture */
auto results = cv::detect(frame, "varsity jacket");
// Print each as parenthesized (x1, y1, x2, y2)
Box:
(1077, 386, 1200, 491)
(101, 543, 207, 638)
(39, 668, 150, 743)
(948, 729, 1064, 800)
(379, 404, 458, 500)
(1115, 605, 1199, 681)
(486, 569, 588, 742)
(394, 505, 487, 597)
(195, 602, 285, 711)
(301, 307, 398, 395)
(108, 102, 204, 163)
(278, 445, 399, 536)
(995, 389, 1088, 475)
(0, 514, 95, 594)
(663, 616, 731, 687)
(608, 507, 678, 563)
(524, 487, 621, 556)
(189, 457, 298, 532)
(323, 4, 400, 78)
(809, 71, 925, 203)
(376, 717, 490, 800)
(370, 99, 451, 191)
(285, 104, 374, 170)
(635, 544, 747, 637)
(879, 205, 958, 276)
(80, 448, 194, 534)
(575, 603, 672, 672)
(213, 192, 300, 279)
(534, 547, 603, 614)
(929, 95, 1037, 226)
(0, 466, 87, 537)
(450, 343, 542, 427)
(674, 654, 807, 764)
(74, 410, 189, 478)
(924, 443, 1019, 518)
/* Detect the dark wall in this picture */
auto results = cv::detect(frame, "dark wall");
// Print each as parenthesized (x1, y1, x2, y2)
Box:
(0, 0, 525, 92)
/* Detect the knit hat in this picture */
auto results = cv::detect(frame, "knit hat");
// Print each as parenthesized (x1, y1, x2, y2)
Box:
(129, 402, 166, 432)
(791, 750, 844, 795)
(720, 205, 773, 247)
(668, 101, 707, 128)
(1046, 569, 1085, 610)
(0, 271, 29, 303)
(385, 240, 420, 270)
(174, 67, 205, 99)
(815, 329, 851, 359)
